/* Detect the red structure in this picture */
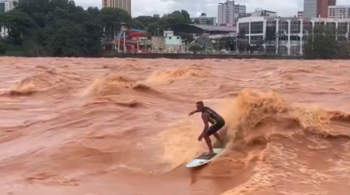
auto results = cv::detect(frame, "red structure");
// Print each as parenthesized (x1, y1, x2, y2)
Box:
(317, 0, 336, 18)
(116, 28, 147, 52)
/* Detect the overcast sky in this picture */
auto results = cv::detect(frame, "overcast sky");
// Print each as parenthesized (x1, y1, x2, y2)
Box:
(76, 0, 349, 18)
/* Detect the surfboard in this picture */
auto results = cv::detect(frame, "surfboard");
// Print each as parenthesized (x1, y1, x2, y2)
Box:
(185, 148, 224, 168)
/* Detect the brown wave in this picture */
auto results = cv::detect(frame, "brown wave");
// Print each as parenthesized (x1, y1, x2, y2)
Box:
(83, 72, 179, 106)
(86, 73, 157, 96)
(2, 66, 84, 96)
(147, 66, 212, 84)
(155, 89, 350, 194)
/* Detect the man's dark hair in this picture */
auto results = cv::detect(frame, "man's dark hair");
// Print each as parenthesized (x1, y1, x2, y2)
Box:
(196, 101, 204, 105)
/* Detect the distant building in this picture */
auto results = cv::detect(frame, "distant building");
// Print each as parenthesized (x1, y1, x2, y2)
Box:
(218, 0, 247, 26)
(191, 13, 216, 25)
(4, 0, 15, 12)
(237, 16, 350, 55)
(163, 30, 184, 52)
(329, 5, 350, 18)
(0, 2, 5, 15)
(153, 14, 160, 18)
(102, 0, 131, 15)
(235, 4, 246, 14)
(1, 0, 17, 37)
(304, 0, 336, 18)
(251, 9, 277, 17)
(0, 1, 4, 38)
(298, 11, 304, 17)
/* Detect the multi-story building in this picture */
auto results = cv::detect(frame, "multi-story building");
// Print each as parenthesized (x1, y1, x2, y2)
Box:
(102, 0, 131, 15)
(4, 0, 15, 12)
(237, 16, 350, 55)
(304, 0, 317, 17)
(0, 2, 4, 14)
(329, 5, 350, 18)
(0, 1, 4, 38)
(218, 0, 235, 26)
(218, 0, 247, 26)
(191, 13, 216, 25)
(0, 0, 17, 37)
(304, 0, 336, 18)
(235, 4, 246, 14)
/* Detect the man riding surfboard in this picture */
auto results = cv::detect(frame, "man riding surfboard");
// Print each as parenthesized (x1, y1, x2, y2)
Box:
(189, 101, 225, 155)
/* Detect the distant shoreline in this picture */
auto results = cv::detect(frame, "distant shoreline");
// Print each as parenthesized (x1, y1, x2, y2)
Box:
(100, 52, 305, 60)
(1, 52, 349, 60)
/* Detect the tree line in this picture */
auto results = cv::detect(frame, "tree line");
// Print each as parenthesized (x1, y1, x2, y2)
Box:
(0, 0, 193, 57)
(303, 26, 350, 59)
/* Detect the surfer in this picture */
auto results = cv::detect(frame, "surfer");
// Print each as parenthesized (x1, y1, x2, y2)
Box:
(189, 101, 225, 155)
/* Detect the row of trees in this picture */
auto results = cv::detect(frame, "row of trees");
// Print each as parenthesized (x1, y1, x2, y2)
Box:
(303, 27, 350, 59)
(0, 0, 194, 56)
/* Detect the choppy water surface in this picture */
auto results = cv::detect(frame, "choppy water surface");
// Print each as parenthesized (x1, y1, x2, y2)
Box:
(0, 57, 350, 195)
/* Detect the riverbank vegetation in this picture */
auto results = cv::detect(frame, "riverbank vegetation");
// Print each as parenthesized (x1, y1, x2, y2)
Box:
(0, 0, 192, 57)
(303, 26, 350, 59)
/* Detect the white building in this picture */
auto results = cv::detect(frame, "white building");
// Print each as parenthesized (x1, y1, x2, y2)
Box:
(163, 30, 184, 52)
(237, 16, 350, 55)
(0, 0, 16, 37)
(4, 0, 15, 12)
(218, 0, 235, 26)
(329, 5, 350, 18)
(191, 13, 216, 25)
(218, 0, 247, 26)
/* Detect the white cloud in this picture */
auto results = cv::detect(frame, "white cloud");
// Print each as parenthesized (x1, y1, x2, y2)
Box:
(74, 0, 350, 17)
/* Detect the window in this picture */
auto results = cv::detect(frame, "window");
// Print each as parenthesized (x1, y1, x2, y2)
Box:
(238, 22, 249, 34)
(337, 22, 348, 34)
(290, 35, 300, 41)
(250, 35, 263, 44)
(314, 22, 324, 32)
(326, 22, 336, 33)
(250, 21, 263, 34)
(303, 21, 312, 34)
(278, 20, 288, 34)
(290, 20, 301, 34)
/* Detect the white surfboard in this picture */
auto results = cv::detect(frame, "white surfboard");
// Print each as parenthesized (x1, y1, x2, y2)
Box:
(185, 148, 224, 168)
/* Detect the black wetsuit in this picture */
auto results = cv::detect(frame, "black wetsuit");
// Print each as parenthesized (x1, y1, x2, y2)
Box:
(201, 107, 225, 136)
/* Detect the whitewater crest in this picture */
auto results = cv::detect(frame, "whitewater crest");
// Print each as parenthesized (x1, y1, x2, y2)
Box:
(3, 66, 84, 96)
(147, 66, 212, 84)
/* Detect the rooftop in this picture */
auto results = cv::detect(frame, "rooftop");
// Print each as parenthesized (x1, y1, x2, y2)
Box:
(238, 16, 350, 22)
(164, 23, 235, 32)
(328, 5, 350, 8)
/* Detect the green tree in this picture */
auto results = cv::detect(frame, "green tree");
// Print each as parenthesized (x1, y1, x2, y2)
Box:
(177, 32, 194, 44)
(0, 0, 109, 56)
(303, 26, 340, 59)
(0, 0, 193, 57)
(188, 44, 203, 54)
(134, 15, 160, 29)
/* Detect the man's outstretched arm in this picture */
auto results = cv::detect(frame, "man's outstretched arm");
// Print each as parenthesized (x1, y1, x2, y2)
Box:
(189, 109, 200, 116)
